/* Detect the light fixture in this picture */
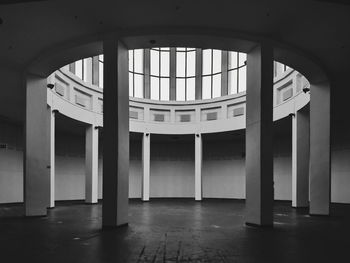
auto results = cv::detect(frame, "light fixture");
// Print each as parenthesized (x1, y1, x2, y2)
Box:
(303, 87, 310, 93)
(94, 126, 102, 130)
(47, 83, 55, 89)
(52, 109, 59, 114)
(289, 113, 295, 117)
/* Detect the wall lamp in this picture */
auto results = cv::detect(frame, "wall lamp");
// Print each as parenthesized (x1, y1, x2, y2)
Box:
(94, 126, 103, 130)
(302, 87, 310, 93)
(289, 113, 295, 117)
(47, 83, 55, 89)
(52, 109, 59, 114)
(145, 133, 150, 137)
(196, 134, 200, 138)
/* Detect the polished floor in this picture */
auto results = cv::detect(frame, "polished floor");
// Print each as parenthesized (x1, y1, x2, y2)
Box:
(0, 199, 348, 262)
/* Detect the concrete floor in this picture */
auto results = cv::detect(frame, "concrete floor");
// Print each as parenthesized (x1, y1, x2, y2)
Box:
(0, 199, 348, 262)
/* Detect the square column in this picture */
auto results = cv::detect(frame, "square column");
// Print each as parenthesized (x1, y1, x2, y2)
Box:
(102, 38, 129, 228)
(85, 124, 99, 204)
(142, 133, 150, 201)
(195, 134, 202, 201)
(309, 81, 331, 215)
(49, 109, 56, 208)
(25, 73, 51, 216)
(245, 44, 274, 226)
(292, 110, 310, 208)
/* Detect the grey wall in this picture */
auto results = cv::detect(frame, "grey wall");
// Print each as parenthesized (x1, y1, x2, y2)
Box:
(0, 119, 350, 204)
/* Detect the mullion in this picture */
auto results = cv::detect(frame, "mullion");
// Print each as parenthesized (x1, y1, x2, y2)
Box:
(211, 49, 213, 98)
(185, 48, 188, 101)
(133, 50, 135, 97)
(237, 53, 239, 94)
(159, 49, 161, 100)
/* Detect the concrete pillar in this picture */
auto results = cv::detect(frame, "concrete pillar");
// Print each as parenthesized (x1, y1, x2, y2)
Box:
(195, 134, 202, 201)
(245, 44, 274, 226)
(102, 38, 129, 228)
(292, 110, 310, 208)
(85, 124, 99, 204)
(142, 133, 150, 201)
(48, 109, 56, 208)
(24, 73, 50, 216)
(309, 81, 331, 215)
(221, 51, 228, 96)
(195, 48, 203, 100)
(170, 48, 176, 100)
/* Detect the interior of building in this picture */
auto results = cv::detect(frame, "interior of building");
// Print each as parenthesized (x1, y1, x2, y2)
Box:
(0, 0, 350, 262)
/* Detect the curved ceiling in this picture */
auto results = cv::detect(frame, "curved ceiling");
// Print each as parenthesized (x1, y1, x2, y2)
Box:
(0, 0, 349, 122)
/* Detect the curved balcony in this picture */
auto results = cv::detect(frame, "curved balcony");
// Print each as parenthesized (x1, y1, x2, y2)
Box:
(47, 67, 310, 134)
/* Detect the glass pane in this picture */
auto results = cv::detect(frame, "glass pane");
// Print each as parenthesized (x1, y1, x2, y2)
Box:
(129, 50, 133, 71)
(160, 51, 170, 77)
(228, 51, 238, 69)
(238, 66, 246, 92)
(177, 47, 186, 51)
(228, 70, 238, 94)
(75, 60, 83, 79)
(150, 77, 159, 100)
(134, 49, 144, 74)
(160, 47, 170, 51)
(150, 49, 159, 76)
(212, 73, 221, 98)
(238, 53, 247, 67)
(134, 74, 143, 98)
(176, 79, 186, 101)
(99, 54, 104, 62)
(187, 50, 196, 77)
(212, 50, 222, 74)
(129, 73, 134, 97)
(176, 51, 186, 77)
(186, 78, 195, 101)
(99, 61, 103, 88)
(160, 78, 170, 101)
(202, 76, 211, 99)
(202, 49, 212, 75)
(83, 58, 92, 83)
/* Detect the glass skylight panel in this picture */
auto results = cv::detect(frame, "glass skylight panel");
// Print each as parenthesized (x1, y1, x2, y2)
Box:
(238, 66, 246, 92)
(212, 50, 222, 74)
(160, 78, 170, 101)
(160, 51, 170, 77)
(150, 49, 159, 76)
(129, 72, 134, 96)
(134, 74, 143, 98)
(186, 78, 195, 100)
(150, 77, 160, 100)
(202, 49, 212, 75)
(202, 76, 211, 99)
(176, 79, 186, 101)
(238, 53, 247, 67)
(75, 60, 83, 79)
(129, 50, 133, 72)
(228, 52, 238, 70)
(228, 70, 237, 94)
(176, 51, 186, 77)
(187, 51, 196, 77)
(212, 74, 221, 98)
(98, 60, 103, 88)
(134, 49, 144, 74)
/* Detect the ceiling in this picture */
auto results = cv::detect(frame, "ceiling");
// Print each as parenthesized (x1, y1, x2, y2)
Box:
(0, 0, 349, 124)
